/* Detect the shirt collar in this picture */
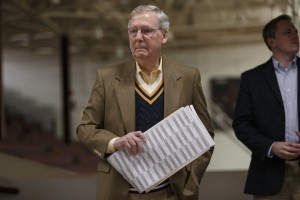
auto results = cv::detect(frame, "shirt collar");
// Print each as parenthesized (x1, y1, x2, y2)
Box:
(272, 56, 297, 72)
(136, 57, 163, 75)
(135, 57, 163, 86)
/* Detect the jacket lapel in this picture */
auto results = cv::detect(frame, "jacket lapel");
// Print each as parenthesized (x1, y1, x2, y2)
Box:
(263, 58, 284, 107)
(114, 57, 183, 132)
(163, 57, 183, 117)
(115, 59, 136, 133)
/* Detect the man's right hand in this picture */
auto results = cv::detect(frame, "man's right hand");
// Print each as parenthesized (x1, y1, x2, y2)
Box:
(272, 141, 300, 160)
(113, 131, 146, 155)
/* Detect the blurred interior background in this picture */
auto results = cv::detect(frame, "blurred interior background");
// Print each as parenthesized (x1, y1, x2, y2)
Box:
(1, 0, 299, 199)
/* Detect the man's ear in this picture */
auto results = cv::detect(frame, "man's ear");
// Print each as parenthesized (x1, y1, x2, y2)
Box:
(161, 30, 168, 44)
(267, 37, 275, 48)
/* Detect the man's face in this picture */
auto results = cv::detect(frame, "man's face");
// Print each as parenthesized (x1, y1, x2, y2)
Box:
(128, 12, 168, 60)
(269, 20, 299, 55)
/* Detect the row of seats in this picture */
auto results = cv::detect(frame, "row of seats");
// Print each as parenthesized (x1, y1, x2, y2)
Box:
(4, 89, 56, 133)
(1, 111, 99, 174)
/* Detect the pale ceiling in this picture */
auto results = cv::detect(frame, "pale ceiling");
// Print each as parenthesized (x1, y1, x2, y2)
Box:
(2, 0, 292, 60)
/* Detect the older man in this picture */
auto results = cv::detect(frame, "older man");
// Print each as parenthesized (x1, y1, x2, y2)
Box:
(77, 5, 214, 200)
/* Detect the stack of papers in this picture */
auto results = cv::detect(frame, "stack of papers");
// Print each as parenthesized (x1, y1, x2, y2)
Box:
(107, 105, 215, 193)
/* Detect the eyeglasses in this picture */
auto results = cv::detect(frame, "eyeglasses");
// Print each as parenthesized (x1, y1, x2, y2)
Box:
(128, 27, 160, 37)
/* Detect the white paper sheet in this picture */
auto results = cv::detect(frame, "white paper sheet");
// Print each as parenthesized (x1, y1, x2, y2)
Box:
(107, 105, 215, 193)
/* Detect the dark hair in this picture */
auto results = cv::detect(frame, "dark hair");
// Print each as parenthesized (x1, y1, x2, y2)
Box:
(262, 14, 292, 50)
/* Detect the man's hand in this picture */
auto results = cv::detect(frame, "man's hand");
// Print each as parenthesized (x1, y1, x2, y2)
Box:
(272, 141, 300, 160)
(113, 131, 146, 155)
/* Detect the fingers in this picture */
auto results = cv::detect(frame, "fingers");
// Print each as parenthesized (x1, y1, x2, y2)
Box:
(127, 137, 138, 155)
(272, 142, 300, 160)
(287, 142, 300, 152)
(114, 131, 146, 155)
(135, 131, 146, 143)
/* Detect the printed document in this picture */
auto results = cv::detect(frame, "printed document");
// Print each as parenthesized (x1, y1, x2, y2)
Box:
(107, 105, 215, 193)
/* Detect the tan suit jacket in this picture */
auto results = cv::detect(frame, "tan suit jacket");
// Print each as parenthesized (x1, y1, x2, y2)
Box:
(77, 56, 214, 200)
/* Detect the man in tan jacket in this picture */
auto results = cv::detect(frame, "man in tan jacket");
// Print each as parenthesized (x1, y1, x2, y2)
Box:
(77, 5, 214, 200)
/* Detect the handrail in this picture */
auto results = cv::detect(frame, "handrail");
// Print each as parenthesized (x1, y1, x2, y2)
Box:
(208, 100, 251, 154)
(0, 186, 19, 195)
(209, 101, 233, 131)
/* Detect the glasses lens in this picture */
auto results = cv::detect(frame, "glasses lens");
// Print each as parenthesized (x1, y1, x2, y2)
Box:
(128, 27, 159, 37)
(128, 28, 138, 36)
(142, 28, 155, 37)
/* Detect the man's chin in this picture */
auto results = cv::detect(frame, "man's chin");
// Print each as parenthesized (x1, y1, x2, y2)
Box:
(134, 52, 148, 58)
(292, 48, 300, 54)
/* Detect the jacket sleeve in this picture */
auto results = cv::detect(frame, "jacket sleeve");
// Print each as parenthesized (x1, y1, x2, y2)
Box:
(76, 69, 117, 160)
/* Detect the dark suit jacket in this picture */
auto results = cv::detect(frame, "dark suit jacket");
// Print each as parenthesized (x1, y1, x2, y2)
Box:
(232, 57, 300, 195)
(77, 56, 214, 200)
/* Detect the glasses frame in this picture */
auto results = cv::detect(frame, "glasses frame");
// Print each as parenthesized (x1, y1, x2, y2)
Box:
(128, 27, 161, 37)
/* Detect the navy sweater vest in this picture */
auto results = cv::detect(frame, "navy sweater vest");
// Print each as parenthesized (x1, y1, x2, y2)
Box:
(135, 81, 164, 132)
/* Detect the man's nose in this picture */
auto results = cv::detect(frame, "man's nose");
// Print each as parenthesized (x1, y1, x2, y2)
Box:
(135, 30, 144, 39)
